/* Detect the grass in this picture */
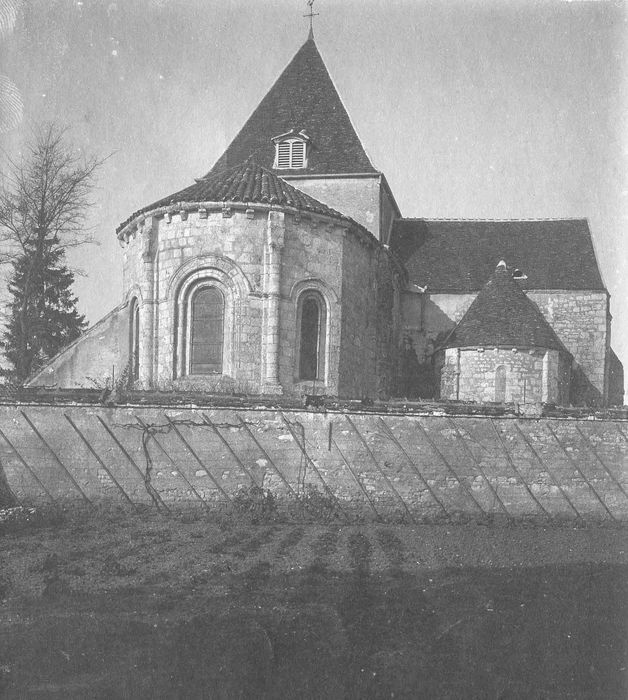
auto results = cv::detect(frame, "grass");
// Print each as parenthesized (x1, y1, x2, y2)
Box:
(0, 507, 626, 698)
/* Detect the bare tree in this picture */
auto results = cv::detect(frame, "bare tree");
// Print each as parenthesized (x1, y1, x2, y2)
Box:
(0, 123, 103, 381)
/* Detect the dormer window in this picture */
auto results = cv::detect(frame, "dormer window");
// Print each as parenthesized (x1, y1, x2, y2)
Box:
(272, 129, 310, 169)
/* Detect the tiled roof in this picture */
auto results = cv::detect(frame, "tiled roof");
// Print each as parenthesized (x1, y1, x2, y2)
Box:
(116, 161, 346, 233)
(390, 219, 605, 291)
(205, 36, 376, 176)
(442, 262, 568, 352)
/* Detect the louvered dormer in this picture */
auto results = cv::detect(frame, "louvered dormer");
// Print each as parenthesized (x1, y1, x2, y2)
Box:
(272, 130, 310, 170)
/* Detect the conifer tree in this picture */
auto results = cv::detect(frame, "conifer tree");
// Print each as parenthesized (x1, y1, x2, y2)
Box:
(4, 241, 87, 379)
(0, 124, 102, 382)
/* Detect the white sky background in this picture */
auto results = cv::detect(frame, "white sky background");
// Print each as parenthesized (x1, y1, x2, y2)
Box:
(1, 0, 627, 378)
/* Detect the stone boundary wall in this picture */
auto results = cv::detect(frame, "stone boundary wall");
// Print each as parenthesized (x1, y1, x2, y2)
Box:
(0, 404, 627, 522)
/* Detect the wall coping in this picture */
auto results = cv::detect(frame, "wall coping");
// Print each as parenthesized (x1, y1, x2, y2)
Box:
(24, 301, 129, 388)
(2, 394, 626, 421)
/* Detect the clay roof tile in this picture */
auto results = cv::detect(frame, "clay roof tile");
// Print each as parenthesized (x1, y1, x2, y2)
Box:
(116, 160, 347, 232)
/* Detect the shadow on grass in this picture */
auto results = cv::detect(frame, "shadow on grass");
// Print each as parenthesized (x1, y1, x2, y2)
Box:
(0, 560, 626, 699)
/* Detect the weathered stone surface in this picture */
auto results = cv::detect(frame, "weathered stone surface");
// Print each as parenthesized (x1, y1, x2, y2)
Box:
(1, 405, 626, 521)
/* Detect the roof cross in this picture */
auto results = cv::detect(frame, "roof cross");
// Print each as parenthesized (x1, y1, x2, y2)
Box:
(303, 0, 319, 38)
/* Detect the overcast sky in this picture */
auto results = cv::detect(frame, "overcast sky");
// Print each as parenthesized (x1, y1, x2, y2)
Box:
(1, 0, 626, 374)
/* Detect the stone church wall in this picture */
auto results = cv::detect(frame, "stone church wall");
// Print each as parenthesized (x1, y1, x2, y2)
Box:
(336, 239, 401, 400)
(439, 347, 570, 405)
(379, 180, 399, 246)
(122, 207, 276, 392)
(528, 291, 609, 405)
(399, 289, 611, 406)
(337, 234, 379, 398)
(36, 206, 395, 398)
(400, 292, 474, 360)
(278, 214, 346, 396)
(121, 206, 370, 397)
(151, 209, 266, 391)
(336, 235, 401, 399)
(609, 350, 624, 406)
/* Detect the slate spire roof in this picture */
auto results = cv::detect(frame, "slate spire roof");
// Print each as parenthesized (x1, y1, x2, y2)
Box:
(442, 261, 569, 352)
(205, 35, 376, 176)
(116, 160, 346, 233)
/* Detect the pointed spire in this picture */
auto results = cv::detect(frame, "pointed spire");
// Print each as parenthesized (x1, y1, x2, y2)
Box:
(205, 36, 375, 177)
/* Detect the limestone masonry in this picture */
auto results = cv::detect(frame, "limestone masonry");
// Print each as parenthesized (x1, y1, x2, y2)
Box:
(27, 34, 623, 407)
(2, 405, 627, 521)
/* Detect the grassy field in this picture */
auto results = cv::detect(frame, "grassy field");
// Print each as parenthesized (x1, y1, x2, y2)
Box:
(0, 508, 626, 699)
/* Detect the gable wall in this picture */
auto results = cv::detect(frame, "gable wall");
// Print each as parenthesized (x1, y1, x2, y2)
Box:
(283, 175, 382, 239)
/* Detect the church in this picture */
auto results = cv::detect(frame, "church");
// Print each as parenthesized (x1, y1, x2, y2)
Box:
(28, 32, 624, 407)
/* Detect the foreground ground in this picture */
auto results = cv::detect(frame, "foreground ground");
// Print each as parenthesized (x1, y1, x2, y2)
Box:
(0, 509, 626, 699)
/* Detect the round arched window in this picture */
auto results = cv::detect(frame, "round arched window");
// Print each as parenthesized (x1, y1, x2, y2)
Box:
(189, 286, 224, 374)
(495, 365, 507, 403)
(298, 291, 326, 381)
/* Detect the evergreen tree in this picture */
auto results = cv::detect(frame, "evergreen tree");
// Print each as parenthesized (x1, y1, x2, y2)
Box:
(0, 124, 102, 383)
(3, 240, 87, 380)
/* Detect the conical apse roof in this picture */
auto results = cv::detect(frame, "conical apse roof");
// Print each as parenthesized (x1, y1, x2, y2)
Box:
(206, 35, 375, 176)
(442, 262, 568, 352)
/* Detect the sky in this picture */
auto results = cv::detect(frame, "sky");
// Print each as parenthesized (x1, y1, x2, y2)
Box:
(0, 0, 627, 375)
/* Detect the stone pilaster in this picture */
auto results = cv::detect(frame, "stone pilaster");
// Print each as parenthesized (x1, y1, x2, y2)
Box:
(138, 216, 157, 387)
(261, 210, 285, 394)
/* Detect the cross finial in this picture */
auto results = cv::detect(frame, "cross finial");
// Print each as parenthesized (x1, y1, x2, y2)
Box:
(304, 0, 319, 38)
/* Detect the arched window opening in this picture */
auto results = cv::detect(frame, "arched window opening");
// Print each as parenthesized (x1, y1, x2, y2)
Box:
(189, 286, 224, 375)
(495, 365, 507, 403)
(298, 292, 326, 381)
(129, 299, 140, 381)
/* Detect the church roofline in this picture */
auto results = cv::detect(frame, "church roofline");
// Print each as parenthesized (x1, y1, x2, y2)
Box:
(116, 200, 351, 239)
(407, 286, 610, 296)
(279, 171, 382, 180)
(397, 216, 590, 223)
